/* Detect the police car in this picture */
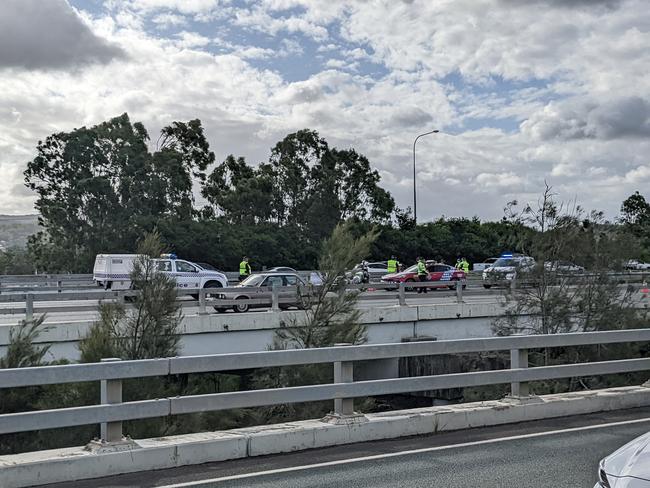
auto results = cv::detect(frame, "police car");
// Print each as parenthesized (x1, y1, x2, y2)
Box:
(93, 254, 228, 295)
(482, 253, 535, 288)
(381, 261, 466, 290)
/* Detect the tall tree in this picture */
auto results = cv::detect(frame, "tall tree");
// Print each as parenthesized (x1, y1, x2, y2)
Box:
(24, 113, 214, 271)
(201, 129, 395, 236)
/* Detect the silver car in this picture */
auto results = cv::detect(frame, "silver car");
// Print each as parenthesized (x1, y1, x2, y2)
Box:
(214, 273, 307, 313)
(595, 431, 650, 487)
(482, 254, 536, 289)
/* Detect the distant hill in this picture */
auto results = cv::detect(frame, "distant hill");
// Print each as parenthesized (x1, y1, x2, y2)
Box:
(0, 215, 39, 250)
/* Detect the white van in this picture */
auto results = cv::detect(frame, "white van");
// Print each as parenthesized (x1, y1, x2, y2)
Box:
(93, 254, 228, 293)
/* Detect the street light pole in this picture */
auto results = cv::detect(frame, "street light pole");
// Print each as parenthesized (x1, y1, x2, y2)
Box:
(412, 129, 439, 225)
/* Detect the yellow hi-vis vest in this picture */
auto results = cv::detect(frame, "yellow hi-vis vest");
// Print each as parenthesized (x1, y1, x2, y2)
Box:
(417, 261, 427, 275)
(461, 260, 470, 273)
(239, 261, 250, 275)
(387, 259, 398, 273)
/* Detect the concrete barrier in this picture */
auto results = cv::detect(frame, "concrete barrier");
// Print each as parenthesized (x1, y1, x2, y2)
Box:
(1, 385, 648, 488)
(0, 301, 508, 361)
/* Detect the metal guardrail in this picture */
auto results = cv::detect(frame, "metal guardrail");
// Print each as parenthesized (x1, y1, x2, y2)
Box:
(0, 281, 472, 319)
(1, 329, 649, 440)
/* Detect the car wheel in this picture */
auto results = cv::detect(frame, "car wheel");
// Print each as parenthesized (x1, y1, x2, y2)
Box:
(405, 279, 415, 292)
(483, 284, 492, 289)
(233, 297, 249, 313)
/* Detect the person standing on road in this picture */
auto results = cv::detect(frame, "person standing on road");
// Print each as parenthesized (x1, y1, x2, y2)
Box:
(239, 256, 252, 282)
(461, 257, 470, 274)
(387, 255, 400, 274)
(455, 256, 463, 270)
(417, 257, 428, 294)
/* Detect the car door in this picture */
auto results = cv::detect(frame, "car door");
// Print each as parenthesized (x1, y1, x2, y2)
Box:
(281, 274, 303, 303)
(174, 260, 200, 290)
(432, 264, 454, 281)
(261, 275, 284, 303)
(426, 263, 443, 281)
(155, 259, 174, 280)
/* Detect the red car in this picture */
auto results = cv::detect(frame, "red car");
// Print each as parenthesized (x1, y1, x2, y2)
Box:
(381, 261, 466, 290)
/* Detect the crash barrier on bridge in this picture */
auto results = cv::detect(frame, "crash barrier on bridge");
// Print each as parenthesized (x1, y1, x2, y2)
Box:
(0, 272, 300, 292)
(0, 281, 473, 319)
(0, 274, 96, 293)
(1, 329, 650, 442)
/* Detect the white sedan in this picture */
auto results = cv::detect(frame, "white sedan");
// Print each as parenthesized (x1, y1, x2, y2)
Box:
(625, 260, 650, 271)
(595, 430, 650, 487)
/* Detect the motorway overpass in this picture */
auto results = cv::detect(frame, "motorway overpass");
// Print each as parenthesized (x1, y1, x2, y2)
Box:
(1, 281, 648, 362)
(0, 292, 508, 361)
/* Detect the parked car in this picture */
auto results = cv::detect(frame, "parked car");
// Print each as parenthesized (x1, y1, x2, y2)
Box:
(267, 266, 298, 273)
(482, 254, 536, 288)
(595, 430, 650, 487)
(381, 261, 466, 290)
(473, 258, 499, 272)
(347, 261, 390, 282)
(195, 262, 219, 271)
(214, 272, 308, 313)
(543, 260, 585, 273)
(625, 260, 650, 271)
(93, 254, 228, 294)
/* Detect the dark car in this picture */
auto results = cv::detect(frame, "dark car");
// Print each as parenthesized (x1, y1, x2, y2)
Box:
(214, 272, 307, 313)
(381, 261, 466, 290)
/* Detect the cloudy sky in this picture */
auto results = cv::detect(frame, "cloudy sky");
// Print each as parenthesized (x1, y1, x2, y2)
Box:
(1, 0, 649, 221)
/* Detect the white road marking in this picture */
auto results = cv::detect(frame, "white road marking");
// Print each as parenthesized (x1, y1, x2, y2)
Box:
(159, 416, 650, 487)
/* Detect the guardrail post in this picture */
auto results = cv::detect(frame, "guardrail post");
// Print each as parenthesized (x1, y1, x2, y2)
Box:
(198, 288, 208, 315)
(271, 284, 280, 312)
(100, 358, 123, 443)
(398, 282, 406, 306)
(333, 343, 354, 416)
(456, 280, 463, 303)
(510, 348, 529, 398)
(57, 280, 62, 293)
(25, 293, 34, 322)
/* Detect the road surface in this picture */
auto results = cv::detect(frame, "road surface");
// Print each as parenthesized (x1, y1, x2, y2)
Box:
(0, 287, 502, 325)
(42, 407, 650, 488)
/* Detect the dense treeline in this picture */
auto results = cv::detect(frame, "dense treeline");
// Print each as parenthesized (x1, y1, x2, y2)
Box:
(4, 111, 649, 273)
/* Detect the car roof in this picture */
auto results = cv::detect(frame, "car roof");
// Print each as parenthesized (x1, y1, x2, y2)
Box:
(256, 272, 301, 277)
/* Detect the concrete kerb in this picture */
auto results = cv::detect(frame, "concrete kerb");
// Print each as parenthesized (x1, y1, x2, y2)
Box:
(2, 385, 650, 488)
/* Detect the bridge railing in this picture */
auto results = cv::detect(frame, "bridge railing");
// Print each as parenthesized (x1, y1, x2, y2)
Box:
(0, 272, 647, 319)
(1, 329, 649, 442)
(2, 269, 645, 293)
(0, 281, 473, 318)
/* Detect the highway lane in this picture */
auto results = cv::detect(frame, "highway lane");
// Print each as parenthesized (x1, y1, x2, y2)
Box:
(42, 407, 650, 488)
(0, 287, 503, 325)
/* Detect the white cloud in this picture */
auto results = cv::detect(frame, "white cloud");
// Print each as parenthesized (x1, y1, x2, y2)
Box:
(174, 31, 211, 48)
(152, 13, 188, 28)
(113, 0, 222, 14)
(1, 0, 649, 224)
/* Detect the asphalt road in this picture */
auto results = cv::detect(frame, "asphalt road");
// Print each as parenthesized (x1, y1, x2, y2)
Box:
(0, 287, 502, 325)
(43, 407, 650, 488)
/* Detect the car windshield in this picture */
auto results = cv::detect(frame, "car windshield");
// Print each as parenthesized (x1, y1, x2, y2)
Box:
(239, 274, 265, 287)
(404, 264, 418, 273)
(493, 258, 518, 267)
